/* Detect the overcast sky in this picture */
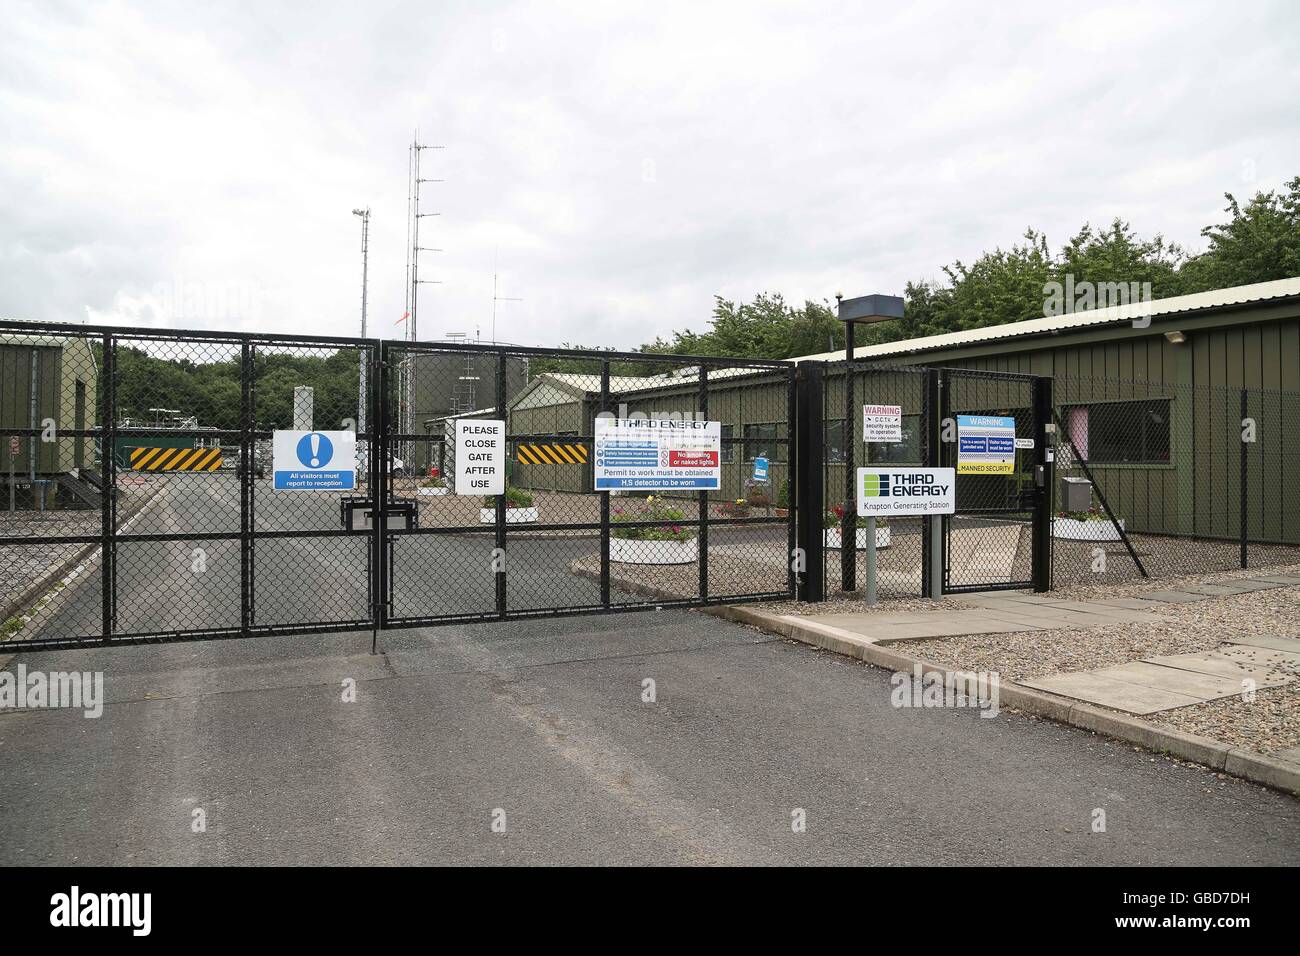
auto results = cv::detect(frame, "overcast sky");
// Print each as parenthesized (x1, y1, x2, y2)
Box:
(2, 0, 1298, 351)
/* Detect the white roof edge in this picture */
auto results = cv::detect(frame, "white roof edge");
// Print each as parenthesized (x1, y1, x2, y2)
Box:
(788, 276, 1300, 364)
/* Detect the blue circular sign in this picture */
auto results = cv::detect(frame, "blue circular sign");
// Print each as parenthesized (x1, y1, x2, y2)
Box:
(296, 432, 334, 469)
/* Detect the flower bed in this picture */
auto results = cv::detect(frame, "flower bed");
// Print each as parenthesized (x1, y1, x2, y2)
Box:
(822, 505, 889, 548)
(611, 495, 698, 564)
(609, 537, 699, 565)
(479, 486, 537, 524)
(1053, 515, 1125, 541)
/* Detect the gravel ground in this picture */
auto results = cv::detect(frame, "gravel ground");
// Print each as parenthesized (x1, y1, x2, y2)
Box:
(899, 584, 1300, 755)
(902, 585, 1300, 682)
(1049, 559, 1300, 600)
(1144, 683, 1300, 756)
(750, 594, 971, 616)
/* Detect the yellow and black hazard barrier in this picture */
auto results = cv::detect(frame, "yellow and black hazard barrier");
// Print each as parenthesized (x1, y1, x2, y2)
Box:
(516, 442, 589, 466)
(130, 446, 223, 472)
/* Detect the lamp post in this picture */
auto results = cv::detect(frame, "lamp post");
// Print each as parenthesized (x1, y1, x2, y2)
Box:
(352, 208, 370, 436)
(837, 292, 905, 603)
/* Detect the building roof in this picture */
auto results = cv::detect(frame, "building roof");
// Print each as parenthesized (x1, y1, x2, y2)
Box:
(790, 276, 1300, 363)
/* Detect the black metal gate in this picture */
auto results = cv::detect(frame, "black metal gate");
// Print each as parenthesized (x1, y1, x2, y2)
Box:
(794, 360, 1051, 600)
(937, 367, 1053, 594)
(0, 320, 796, 653)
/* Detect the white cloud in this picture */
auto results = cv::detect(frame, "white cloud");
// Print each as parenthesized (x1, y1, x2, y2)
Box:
(1, 0, 1297, 351)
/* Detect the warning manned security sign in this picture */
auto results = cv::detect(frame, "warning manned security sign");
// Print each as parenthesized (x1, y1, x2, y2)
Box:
(273, 430, 356, 490)
(455, 419, 505, 495)
(593, 417, 721, 491)
(956, 414, 1016, 474)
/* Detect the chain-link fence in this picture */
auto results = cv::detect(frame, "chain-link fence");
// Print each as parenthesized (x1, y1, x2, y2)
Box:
(2, 323, 800, 652)
(382, 342, 797, 624)
(1052, 376, 1300, 585)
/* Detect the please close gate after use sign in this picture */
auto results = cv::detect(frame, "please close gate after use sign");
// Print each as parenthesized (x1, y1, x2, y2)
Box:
(455, 419, 505, 495)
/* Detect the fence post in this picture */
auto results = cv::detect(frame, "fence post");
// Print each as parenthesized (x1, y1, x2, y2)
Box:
(1240, 388, 1249, 569)
(795, 361, 825, 602)
(698, 365, 709, 602)
(924, 368, 943, 599)
(842, 356, 856, 592)
(599, 361, 611, 608)
(495, 351, 508, 617)
(1032, 375, 1054, 592)
(102, 332, 116, 641)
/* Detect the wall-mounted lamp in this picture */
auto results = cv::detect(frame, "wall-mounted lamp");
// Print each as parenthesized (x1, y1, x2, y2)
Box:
(1164, 330, 1186, 344)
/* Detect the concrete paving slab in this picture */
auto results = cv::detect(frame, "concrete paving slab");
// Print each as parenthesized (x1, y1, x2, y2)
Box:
(1087, 662, 1247, 702)
(1245, 574, 1300, 585)
(1183, 583, 1259, 596)
(1132, 590, 1216, 603)
(1018, 672, 1203, 714)
(1223, 634, 1300, 654)
(1089, 598, 1165, 611)
(1217, 579, 1285, 592)
(1141, 651, 1293, 685)
(1216, 644, 1300, 673)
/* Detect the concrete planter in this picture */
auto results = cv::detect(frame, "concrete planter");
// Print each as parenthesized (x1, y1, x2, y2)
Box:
(824, 526, 891, 549)
(1053, 516, 1124, 541)
(479, 506, 538, 524)
(610, 536, 698, 565)
(417, 486, 448, 496)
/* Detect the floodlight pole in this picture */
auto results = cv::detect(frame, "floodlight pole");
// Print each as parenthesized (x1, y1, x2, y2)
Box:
(837, 293, 905, 602)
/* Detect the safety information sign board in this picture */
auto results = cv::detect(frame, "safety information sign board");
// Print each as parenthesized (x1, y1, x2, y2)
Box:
(857, 467, 956, 517)
(956, 415, 1016, 474)
(593, 418, 721, 491)
(273, 430, 356, 490)
(863, 404, 903, 442)
(455, 419, 505, 496)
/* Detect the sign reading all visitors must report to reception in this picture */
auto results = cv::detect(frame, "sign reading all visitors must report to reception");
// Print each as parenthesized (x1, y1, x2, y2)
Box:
(273, 430, 356, 490)
(862, 404, 903, 442)
(956, 414, 1016, 474)
(455, 419, 505, 496)
(857, 467, 955, 517)
(593, 418, 721, 491)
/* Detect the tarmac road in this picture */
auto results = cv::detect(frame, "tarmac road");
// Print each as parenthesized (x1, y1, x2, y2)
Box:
(2, 478, 1299, 865)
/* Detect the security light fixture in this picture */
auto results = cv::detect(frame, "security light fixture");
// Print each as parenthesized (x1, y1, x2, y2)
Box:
(1164, 330, 1186, 344)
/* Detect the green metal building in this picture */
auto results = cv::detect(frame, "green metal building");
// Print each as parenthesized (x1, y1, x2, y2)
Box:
(500, 277, 1300, 544)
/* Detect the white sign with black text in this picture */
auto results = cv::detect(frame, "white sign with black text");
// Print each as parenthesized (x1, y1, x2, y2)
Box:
(862, 404, 903, 442)
(857, 467, 956, 517)
(455, 419, 505, 496)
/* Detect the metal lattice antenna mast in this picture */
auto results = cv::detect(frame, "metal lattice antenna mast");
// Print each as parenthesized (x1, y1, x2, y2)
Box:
(412, 138, 445, 345)
(491, 257, 523, 345)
